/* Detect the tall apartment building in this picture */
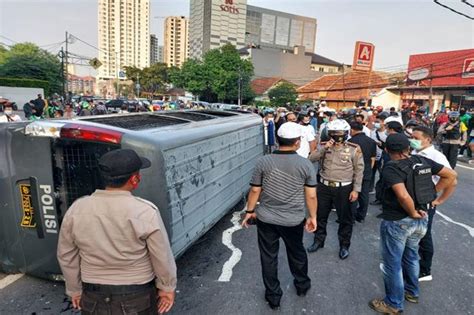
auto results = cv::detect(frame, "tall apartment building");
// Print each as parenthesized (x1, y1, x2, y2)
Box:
(189, 0, 317, 59)
(164, 16, 189, 67)
(97, 0, 151, 80)
(150, 34, 159, 64)
(158, 46, 164, 63)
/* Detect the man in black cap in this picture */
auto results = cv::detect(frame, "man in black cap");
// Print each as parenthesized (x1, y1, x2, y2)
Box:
(369, 134, 456, 314)
(57, 149, 177, 314)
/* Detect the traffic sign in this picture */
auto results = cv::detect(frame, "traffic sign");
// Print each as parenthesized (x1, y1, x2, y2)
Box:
(119, 71, 126, 78)
(89, 58, 102, 69)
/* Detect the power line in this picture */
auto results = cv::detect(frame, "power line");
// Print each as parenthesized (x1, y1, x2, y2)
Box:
(433, 0, 474, 19)
(461, 0, 474, 8)
(0, 35, 17, 44)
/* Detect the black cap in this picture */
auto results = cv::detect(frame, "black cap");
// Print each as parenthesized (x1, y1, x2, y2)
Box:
(386, 133, 410, 152)
(98, 149, 151, 177)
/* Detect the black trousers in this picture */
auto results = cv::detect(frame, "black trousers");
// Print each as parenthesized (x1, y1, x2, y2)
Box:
(442, 143, 459, 169)
(257, 219, 310, 303)
(419, 206, 436, 275)
(352, 179, 371, 221)
(313, 183, 354, 248)
(80, 282, 157, 315)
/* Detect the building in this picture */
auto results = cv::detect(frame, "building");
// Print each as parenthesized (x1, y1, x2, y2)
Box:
(68, 75, 96, 95)
(239, 45, 342, 86)
(251, 77, 293, 101)
(189, 0, 317, 59)
(97, 0, 151, 80)
(158, 45, 164, 63)
(391, 48, 474, 112)
(297, 70, 401, 110)
(164, 16, 189, 67)
(150, 34, 159, 65)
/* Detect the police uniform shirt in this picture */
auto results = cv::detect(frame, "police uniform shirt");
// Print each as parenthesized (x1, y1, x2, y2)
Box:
(57, 190, 177, 297)
(380, 157, 444, 221)
(309, 143, 364, 192)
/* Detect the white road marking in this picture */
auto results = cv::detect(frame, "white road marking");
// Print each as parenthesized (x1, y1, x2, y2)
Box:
(437, 211, 474, 237)
(0, 274, 24, 290)
(218, 211, 243, 282)
(456, 164, 474, 171)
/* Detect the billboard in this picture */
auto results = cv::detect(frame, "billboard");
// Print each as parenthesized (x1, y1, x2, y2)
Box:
(462, 58, 474, 78)
(352, 41, 375, 71)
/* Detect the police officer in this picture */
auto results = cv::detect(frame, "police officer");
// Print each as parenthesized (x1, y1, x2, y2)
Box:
(307, 119, 364, 259)
(57, 149, 177, 314)
(438, 111, 467, 169)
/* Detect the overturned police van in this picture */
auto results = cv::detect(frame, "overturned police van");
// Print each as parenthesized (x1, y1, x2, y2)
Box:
(0, 110, 263, 280)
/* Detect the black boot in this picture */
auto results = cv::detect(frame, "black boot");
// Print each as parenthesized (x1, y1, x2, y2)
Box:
(307, 241, 324, 253)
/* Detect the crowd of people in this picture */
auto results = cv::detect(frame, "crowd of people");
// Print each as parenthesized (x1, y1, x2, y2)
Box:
(249, 101, 464, 313)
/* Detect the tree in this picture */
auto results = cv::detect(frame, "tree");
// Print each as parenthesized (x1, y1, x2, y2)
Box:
(0, 43, 62, 95)
(125, 63, 171, 96)
(170, 43, 254, 103)
(268, 82, 297, 107)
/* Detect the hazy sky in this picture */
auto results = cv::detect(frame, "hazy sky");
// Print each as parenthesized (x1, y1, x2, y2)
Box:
(0, 0, 473, 76)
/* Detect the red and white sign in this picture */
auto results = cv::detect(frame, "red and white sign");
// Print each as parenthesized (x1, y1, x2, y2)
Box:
(462, 58, 474, 78)
(352, 41, 375, 71)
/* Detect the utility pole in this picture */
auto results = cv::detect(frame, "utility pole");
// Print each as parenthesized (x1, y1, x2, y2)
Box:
(64, 31, 69, 101)
(237, 65, 242, 106)
(342, 64, 346, 108)
(136, 73, 140, 98)
(115, 51, 120, 98)
(60, 47, 65, 99)
(428, 63, 434, 113)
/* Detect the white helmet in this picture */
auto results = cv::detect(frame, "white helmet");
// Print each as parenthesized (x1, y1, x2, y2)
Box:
(384, 115, 403, 125)
(327, 119, 351, 132)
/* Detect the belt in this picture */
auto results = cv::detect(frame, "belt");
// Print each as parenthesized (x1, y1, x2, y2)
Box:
(82, 280, 154, 294)
(320, 178, 352, 187)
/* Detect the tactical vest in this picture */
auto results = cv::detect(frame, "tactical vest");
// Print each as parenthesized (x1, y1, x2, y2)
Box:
(393, 155, 436, 211)
(445, 123, 461, 140)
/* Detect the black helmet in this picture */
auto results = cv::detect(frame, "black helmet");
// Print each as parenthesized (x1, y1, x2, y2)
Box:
(377, 111, 390, 120)
(405, 119, 420, 128)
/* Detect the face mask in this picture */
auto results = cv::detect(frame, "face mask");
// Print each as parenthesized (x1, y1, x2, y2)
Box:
(330, 134, 345, 143)
(268, 117, 274, 122)
(374, 123, 381, 130)
(302, 122, 310, 126)
(449, 118, 457, 123)
(4, 109, 13, 115)
(405, 128, 413, 135)
(280, 113, 286, 118)
(309, 112, 315, 117)
(323, 118, 329, 123)
(409, 139, 422, 151)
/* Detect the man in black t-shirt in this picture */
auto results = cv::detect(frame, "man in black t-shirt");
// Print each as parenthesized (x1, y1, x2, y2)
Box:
(369, 134, 456, 314)
(349, 121, 376, 222)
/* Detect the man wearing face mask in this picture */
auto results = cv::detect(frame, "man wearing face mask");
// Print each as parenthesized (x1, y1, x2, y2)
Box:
(438, 111, 467, 169)
(57, 149, 177, 314)
(297, 111, 317, 158)
(0, 102, 22, 122)
(307, 119, 364, 259)
(410, 126, 454, 282)
(318, 111, 336, 142)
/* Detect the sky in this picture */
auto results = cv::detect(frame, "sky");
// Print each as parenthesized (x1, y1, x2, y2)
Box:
(0, 0, 473, 76)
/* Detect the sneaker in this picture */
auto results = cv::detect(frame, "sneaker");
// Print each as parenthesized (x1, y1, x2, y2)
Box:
(419, 273, 433, 282)
(457, 154, 463, 158)
(369, 298, 402, 314)
(405, 292, 419, 303)
(369, 190, 376, 195)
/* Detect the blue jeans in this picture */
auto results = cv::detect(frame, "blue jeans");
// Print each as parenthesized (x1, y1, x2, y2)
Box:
(380, 217, 428, 310)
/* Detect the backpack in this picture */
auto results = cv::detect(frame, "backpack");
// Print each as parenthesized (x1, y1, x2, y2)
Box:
(392, 155, 436, 211)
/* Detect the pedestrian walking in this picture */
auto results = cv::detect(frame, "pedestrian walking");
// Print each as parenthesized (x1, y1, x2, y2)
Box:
(410, 126, 456, 282)
(57, 149, 177, 314)
(349, 121, 376, 222)
(438, 111, 467, 169)
(242, 122, 317, 310)
(369, 134, 456, 314)
(307, 119, 364, 260)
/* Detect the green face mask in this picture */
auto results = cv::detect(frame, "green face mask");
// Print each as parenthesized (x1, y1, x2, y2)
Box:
(323, 118, 329, 123)
(409, 139, 422, 151)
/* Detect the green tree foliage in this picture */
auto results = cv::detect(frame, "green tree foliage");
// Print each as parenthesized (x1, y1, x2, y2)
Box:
(170, 44, 255, 103)
(124, 63, 171, 96)
(0, 43, 62, 95)
(268, 82, 297, 107)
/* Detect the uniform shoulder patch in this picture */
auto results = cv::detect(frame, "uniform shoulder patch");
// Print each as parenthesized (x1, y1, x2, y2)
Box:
(346, 142, 360, 149)
(134, 197, 159, 211)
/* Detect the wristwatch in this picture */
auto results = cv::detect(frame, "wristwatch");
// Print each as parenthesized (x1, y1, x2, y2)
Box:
(245, 209, 255, 214)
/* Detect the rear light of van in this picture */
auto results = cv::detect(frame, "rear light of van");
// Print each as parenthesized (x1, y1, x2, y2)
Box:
(25, 121, 123, 144)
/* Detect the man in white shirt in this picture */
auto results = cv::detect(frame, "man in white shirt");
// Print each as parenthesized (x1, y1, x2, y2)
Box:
(286, 112, 316, 158)
(0, 103, 22, 123)
(410, 125, 455, 282)
(355, 114, 371, 137)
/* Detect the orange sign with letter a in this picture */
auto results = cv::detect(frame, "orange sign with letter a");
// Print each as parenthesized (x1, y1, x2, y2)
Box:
(353, 41, 375, 71)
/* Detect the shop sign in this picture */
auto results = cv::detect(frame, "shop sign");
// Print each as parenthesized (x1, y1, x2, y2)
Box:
(408, 68, 430, 81)
(462, 58, 474, 78)
(220, 0, 240, 14)
(352, 41, 375, 71)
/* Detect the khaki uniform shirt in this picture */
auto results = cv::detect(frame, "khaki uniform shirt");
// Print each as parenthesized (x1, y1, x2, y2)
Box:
(57, 190, 177, 296)
(309, 142, 364, 192)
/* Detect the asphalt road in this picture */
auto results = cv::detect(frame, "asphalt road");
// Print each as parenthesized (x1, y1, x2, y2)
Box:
(0, 161, 473, 315)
